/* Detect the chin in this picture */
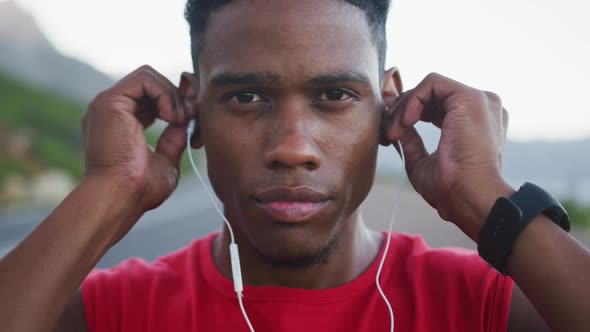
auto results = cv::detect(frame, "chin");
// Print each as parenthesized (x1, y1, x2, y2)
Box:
(253, 229, 341, 269)
(245, 220, 343, 269)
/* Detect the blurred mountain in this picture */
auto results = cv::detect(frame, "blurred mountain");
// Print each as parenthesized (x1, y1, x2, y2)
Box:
(503, 138, 590, 200)
(378, 124, 590, 203)
(0, 0, 114, 103)
(0, 70, 164, 210)
(0, 71, 84, 207)
(0, 1, 589, 208)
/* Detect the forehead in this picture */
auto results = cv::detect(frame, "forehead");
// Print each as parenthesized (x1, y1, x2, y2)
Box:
(198, 0, 380, 86)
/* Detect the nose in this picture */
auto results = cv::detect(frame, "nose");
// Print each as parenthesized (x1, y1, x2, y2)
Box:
(263, 110, 322, 171)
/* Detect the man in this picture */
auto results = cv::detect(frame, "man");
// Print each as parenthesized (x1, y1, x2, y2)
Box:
(1, 0, 589, 331)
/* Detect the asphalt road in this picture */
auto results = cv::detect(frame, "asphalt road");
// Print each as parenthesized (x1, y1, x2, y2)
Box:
(0, 183, 221, 268)
(0, 178, 473, 268)
(0, 179, 454, 262)
(3, 179, 588, 269)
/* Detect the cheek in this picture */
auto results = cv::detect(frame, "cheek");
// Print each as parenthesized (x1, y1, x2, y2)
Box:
(322, 110, 380, 201)
(330, 106, 380, 162)
(201, 119, 259, 203)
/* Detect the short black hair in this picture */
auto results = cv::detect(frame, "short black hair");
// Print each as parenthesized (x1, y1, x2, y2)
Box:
(184, 0, 390, 72)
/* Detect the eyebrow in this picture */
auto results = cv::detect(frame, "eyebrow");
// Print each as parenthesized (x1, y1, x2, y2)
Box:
(308, 71, 371, 86)
(209, 70, 372, 87)
(210, 72, 281, 86)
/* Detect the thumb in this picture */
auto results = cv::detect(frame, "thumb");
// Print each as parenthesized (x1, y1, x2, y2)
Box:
(397, 126, 428, 173)
(396, 127, 439, 211)
(155, 123, 188, 170)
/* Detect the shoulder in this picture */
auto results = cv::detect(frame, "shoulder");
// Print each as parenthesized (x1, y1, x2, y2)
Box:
(389, 232, 493, 277)
(80, 233, 216, 332)
(389, 231, 509, 291)
(85, 232, 215, 285)
(387, 232, 513, 331)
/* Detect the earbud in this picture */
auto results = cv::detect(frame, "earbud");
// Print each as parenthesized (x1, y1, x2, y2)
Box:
(380, 106, 390, 142)
(187, 118, 197, 136)
(189, 117, 199, 133)
(188, 118, 201, 148)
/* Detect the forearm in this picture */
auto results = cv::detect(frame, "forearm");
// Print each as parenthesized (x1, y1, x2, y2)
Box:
(506, 215, 590, 331)
(456, 179, 590, 331)
(0, 176, 140, 332)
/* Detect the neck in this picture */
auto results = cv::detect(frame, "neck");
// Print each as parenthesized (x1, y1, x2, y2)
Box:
(211, 211, 383, 289)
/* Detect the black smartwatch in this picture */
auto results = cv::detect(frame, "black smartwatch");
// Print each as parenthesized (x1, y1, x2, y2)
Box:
(477, 182, 570, 274)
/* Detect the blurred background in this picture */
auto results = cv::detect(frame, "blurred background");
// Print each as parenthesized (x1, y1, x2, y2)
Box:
(1, 0, 589, 267)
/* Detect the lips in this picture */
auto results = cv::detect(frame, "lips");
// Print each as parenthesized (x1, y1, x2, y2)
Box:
(253, 186, 330, 223)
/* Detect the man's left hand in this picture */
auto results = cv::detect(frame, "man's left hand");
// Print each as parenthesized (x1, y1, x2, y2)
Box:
(383, 72, 513, 241)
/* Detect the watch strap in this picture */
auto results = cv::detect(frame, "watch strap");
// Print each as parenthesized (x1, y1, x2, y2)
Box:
(510, 182, 570, 232)
(478, 182, 570, 274)
(478, 197, 522, 272)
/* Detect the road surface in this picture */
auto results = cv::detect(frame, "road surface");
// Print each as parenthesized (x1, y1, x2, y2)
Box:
(2, 177, 588, 268)
(0, 181, 221, 268)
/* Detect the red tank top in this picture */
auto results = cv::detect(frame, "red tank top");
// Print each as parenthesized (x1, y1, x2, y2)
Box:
(82, 232, 512, 331)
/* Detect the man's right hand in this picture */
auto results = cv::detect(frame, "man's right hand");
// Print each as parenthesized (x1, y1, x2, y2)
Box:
(0, 67, 196, 332)
(83, 65, 194, 227)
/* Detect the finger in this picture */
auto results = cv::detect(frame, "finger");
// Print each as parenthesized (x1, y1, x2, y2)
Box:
(146, 68, 193, 124)
(384, 88, 442, 142)
(145, 152, 180, 209)
(502, 107, 509, 145)
(155, 123, 188, 169)
(135, 98, 157, 128)
(417, 107, 445, 129)
(388, 73, 472, 136)
(402, 73, 465, 126)
(113, 65, 186, 125)
(396, 126, 428, 173)
(130, 68, 183, 128)
(383, 90, 413, 142)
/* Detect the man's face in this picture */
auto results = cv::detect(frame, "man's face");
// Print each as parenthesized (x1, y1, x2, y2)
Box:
(195, 0, 384, 264)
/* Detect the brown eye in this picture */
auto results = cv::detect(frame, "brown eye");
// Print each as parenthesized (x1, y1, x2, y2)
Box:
(319, 89, 350, 101)
(231, 92, 262, 103)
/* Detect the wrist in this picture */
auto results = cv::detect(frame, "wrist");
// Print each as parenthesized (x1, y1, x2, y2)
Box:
(451, 177, 515, 242)
(478, 182, 571, 274)
(78, 175, 143, 246)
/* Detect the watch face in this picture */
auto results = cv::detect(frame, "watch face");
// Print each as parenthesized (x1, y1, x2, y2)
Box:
(491, 198, 523, 233)
(478, 197, 523, 273)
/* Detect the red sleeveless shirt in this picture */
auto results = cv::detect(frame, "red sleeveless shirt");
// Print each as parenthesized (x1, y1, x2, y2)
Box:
(82, 232, 512, 332)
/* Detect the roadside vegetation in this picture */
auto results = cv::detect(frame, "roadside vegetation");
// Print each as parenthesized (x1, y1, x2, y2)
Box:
(562, 200, 590, 230)
(0, 72, 192, 210)
(2, 71, 590, 233)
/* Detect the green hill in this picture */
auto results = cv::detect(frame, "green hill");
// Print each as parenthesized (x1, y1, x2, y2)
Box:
(0, 72, 192, 208)
(0, 72, 85, 186)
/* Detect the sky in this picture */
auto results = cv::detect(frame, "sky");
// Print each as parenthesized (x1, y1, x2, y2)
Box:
(6, 0, 590, 142)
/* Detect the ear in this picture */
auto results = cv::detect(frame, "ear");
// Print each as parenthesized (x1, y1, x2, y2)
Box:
(179, 72, 203, 149)
(380, 67, 403, 145)
(381, 67, 403, 107)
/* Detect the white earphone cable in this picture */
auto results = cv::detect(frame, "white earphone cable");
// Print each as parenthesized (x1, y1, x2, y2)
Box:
(375, 140, 406, 332)
(187, 120, 236, 244)
(238, 292, 255, 331)
(187, 120, 255, 332)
